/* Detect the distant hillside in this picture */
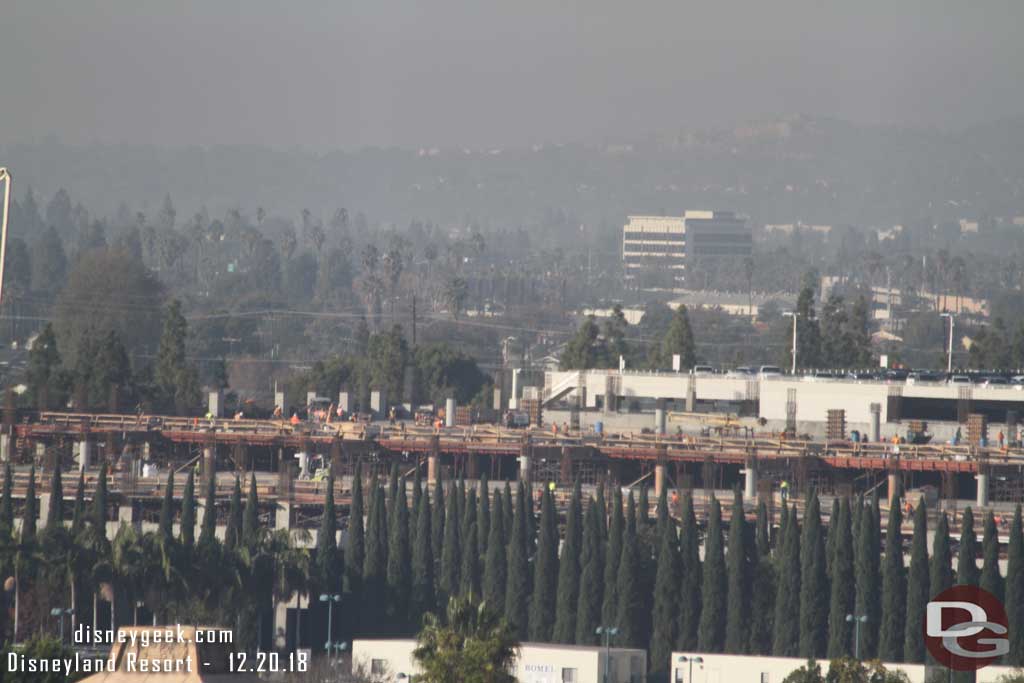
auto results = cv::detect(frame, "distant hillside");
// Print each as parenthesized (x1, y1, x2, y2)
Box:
(3, 115, 1023, 236)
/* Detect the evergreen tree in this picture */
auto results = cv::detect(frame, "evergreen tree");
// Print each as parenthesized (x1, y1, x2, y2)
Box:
(575, 497, 603, 645)
(602, 486, 624, 630)
(529, 486, 559, 641)
(553, 481, 583, 643)
(1005, 505, 1024, 666)
(387, 477, 412, 631)
(179, 469, 196, 547)
(650, 509, 680, 679)
(478, 473, 490, 559)
(0, 460, 13, 539)
(827, 498, 855, 658)
(878, 496, 905, 662)
(362, 483, 388, 635)
(957, 507, 980, 586)
(242, 473, 259, 549)
(653, 304, 697, 369)
(931, 513, 954, 596)
(725, 488, 752, 654)
(678, 492, 702, 650)
(46, 458, 64, 528)
(91, 460, 108, 535)
(22, 465, 37, 542)
(854, 498, 881, 659)
(155, 299, 200, 413)
(483, 489, 506, 613)
(410, 483, 435, 625)
(749, 501, 775, 654)
(773, 505, 801, 656)
(462, 486, 478, 564)
(980, 511, 1003, 602)
(460, 519, 481, 598)
(503, 481, 513, 542)
(412, 462, 422, 532)
(346, 463, 366, 603)
(698, 495, 727, 653)
(158, 470, 175, 544)
(387, 464, 400, 519)
(440, 479, 462, 602)
(799, 492, 828, 659)
(225, 476, 242, 551)
(904, 501, 930, 664)
(505, 481, 530, 639)
(615, 494, 644, 648)
(71, 470, 86, 536)
(198, 470, 216, 547)
(826, 497, 841, 576)
(431, 478, 445, 582)
(638, 485, 650, 530)
(315, 474, 340, 598)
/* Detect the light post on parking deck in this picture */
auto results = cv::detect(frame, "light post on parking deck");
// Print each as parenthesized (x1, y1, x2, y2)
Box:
(783, 311, 799, 374)
(320, 593, 341, 660)
(846, 613, 868, 660)
(50, 607, 72, 643)
(677, 655, 704, 683)
(940, 312, 954, 374)
(0, 168, 12, 307)
(595, 626, 619, 683)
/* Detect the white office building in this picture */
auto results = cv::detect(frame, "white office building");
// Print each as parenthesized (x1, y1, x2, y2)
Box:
(622, 211, 751, 285)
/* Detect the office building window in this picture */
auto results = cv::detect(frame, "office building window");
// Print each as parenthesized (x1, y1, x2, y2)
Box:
(371, 659, 386, 675)
(761, 673, 771, 683)
(561, 667, 577, 682)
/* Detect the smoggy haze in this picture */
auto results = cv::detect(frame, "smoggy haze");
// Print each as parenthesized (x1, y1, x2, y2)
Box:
(1, 1, 1023, 149)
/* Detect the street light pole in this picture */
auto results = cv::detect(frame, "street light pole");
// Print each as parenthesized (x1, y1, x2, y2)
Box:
(846, 614, 868, 660)
(595, 626, 619, 683)
(0, 167, 12, 308)
(940, 313, 954, 374)
(783, 311, 799, 374)
(320, 594, 341, 661)
(678, 655, 704, 683)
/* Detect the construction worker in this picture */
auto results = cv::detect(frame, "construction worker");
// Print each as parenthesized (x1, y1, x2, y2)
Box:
(272, 405, 283, 419)
(780, 480, 789, 504)
(290, 412, 301, 425)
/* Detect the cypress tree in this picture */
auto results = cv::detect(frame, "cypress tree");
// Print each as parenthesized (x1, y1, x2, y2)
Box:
(412, 461, 422, 531)
(553, 480, 583, 643)
(749, 501, 775, 654)
(957, 507, 980, 586)
(478, 473, 490, 558)
(615, 493, 644, 648)
(980, 510, 1003, 602)
(225, 476, 242, 551)
(346, 463, 365, 598)
(529, 486, 559, 641)
(462, 486, 478, 562)
(931, 513, 954, 595)
(410, 482, 435, 625)
(773, 504, 801, 656)
(242, 473, 259, 549)
(576, 497, 603, 645)
(725, 488, 752, 654)
(826, 497, 840, 576)
(91, 460, 108, 534)
(854, 498, 881, 659)
(650, 508, 680, 679)
(158, 470, 175, 544)
(22, 465, 37, 542)
(799, 491, 828, 659)
(638, 484, 650, 529)
(483, 488, 506, 612)
(904, 501, 930, 664)
(431, 478, 445, 582)
(503, 481, 513, 541)
(460, 518, 481, 598)
(596, 481, 608, 562)
(506, 481, 530, 639)
(387, 464, 399, 515)
(1005, 505, 1024, 666)
(315, 474, 340, 597)
(46, 458, 64, 528)
(698, 495, 727, 653)
(827, 498, 854, 658)
(386, 477, 412, 631)
(71, 469, 86, 536)
(878, 495, 905, 662)
(0, 460, 13, 539)
(440, 479, 461, 601)
(602, 486, 624, 630)
(362, 483, 387, 635)
(456, 476, 466, 533)
(198, 469, 216, 547)
(678, 492, 702, 650)
(180, 469, 196, 547)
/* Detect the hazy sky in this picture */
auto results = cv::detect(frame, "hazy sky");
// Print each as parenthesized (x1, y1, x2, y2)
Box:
(2, 1, 1022, 149)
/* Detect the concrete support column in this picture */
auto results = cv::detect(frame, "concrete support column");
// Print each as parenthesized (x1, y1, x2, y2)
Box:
(887, 472, 902, 502)
(428, 436, 440, 485)
(743, 458, 757, 501)
(38, 493, 51, 528)
(273, 600, 290, 649)
(654, 398, 667, 436)
(276, 501, 293, 530)
(338, 391, 350, 414)
(275, 391, 286, 414)
(208, 390, 223, 418)
(202, 445, 215, 491)
(686, 377, 696, 412)
(870, 403, 882, 442)
(0, 433, 10, 462)
(76, 439, 92, 472)
(654, 462, 667, 499)
(518, 440, 531, 482)
(118, 504, 136, 527)
(295, 452, 309, 479)
(34, 441, 45, 462)
(977, 470, 990, 508)
(446, 398, 457, 428)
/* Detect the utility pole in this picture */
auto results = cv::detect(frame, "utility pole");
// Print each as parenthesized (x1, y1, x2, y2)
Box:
(940, 312, 954, 374)
(0, 168, 12, 308)
(412, 294, 417, 347)
(783, 311, 799, 374)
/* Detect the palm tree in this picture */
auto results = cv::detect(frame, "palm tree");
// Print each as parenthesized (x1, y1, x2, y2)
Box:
(413, 596, 518, 683)
(111, 524, 147, 627)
